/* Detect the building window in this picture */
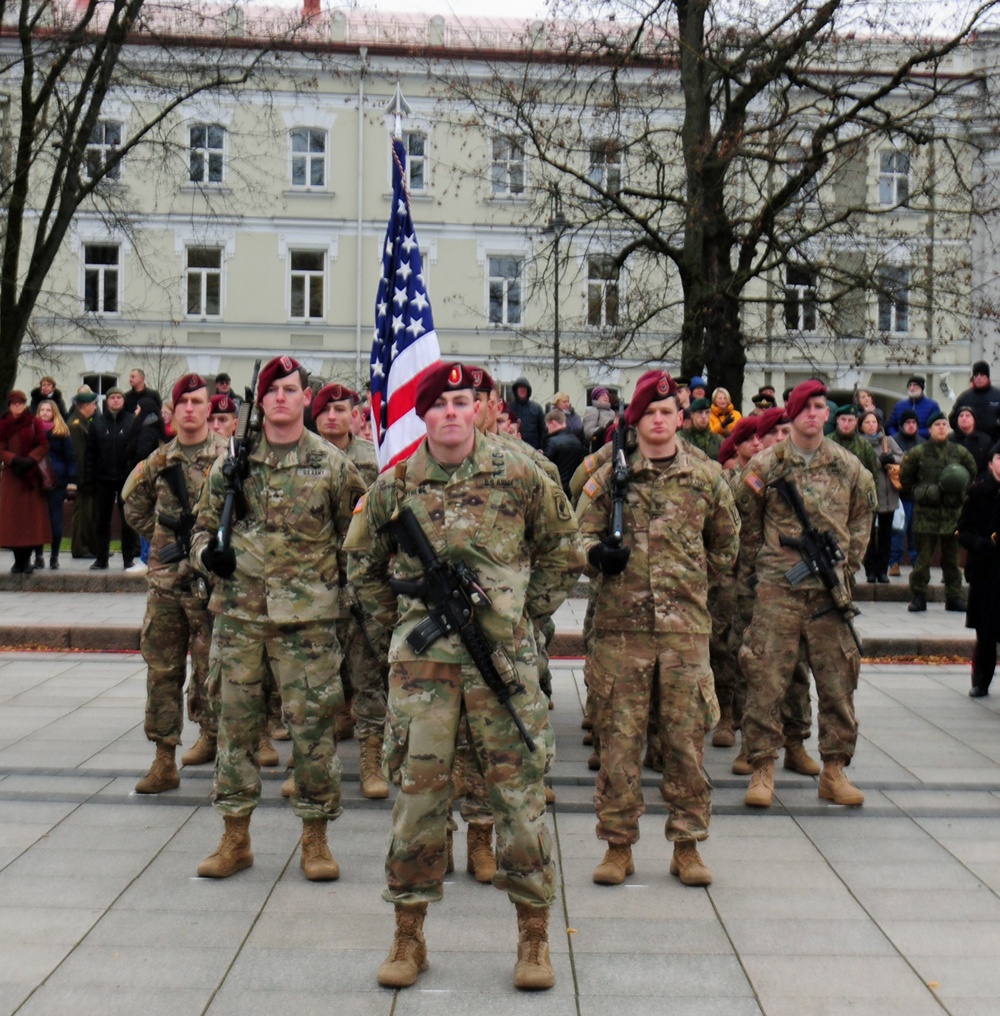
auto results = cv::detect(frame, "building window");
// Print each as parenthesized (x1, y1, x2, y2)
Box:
(83, 244, 119, 314)
(81, 373, 118, 398)
(404, 131, 427, 192)
(290, 249, 324, 320)
(490, 136, 525, 196)
(186, 247, 222, 317)
(488, 256, 522, 325)
(291, 128, 326, 188)
(85, 121, 122, 181)
(877, 267, 909, 333)
(879, 151, 909, 207)
(189, 123, 225, 185)
(587, 256, 619, 327)
(784, 265, 817, 332)
(786, 144, 818, 204)
(588, 139, 622, 196)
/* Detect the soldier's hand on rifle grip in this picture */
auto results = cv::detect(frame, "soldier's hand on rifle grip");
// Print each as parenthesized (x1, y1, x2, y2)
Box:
(201, 540, 237, 579)
(588, 540, 631, 576)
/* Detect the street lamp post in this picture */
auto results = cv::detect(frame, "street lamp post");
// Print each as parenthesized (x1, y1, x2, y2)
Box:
(544, 189, 568, 391)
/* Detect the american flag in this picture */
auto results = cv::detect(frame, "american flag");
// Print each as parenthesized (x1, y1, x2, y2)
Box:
(370, 137, 441, 469)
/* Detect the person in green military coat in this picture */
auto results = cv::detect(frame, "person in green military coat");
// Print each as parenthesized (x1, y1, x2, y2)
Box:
(679, 397, 723, 460)
(900, 411, 977, 612)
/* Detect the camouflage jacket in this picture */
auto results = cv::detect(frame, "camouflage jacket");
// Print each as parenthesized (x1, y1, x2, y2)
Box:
(344, 431, 585, 665)
(680, 426, 724, 462)
(191, 429, 366, 623)
(490, 427, 562, 488)
(342, 434, 379, 488)
(123, 433, 225, 594)
(899, 438, 978, 534)
(735, 438, 876, 590)
(829, 430, 879, 481)
(576, 441, 740, 635)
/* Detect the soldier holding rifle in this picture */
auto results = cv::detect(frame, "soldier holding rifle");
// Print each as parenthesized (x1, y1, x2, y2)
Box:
(736, 379, 876, 808)
(345, 362, 584, 992)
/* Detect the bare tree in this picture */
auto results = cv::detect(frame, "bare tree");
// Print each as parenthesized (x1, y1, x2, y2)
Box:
(434, 0, 1000, 404)
(0, 0, 309, 401)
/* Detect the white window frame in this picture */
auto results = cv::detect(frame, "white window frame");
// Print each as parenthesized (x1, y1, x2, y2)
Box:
(587, 138, 622, 196)
(189, 123, 225, 185)
(289, 248, 326, 321)
(784, 265, 818, 332)
(878, 150, 910, 207)
(85, 120, 123, 181)
(587, 255, 620, 328)
(185, 246, 223, 319)
(488, 255, 523, 326)
(290, 127, 327, 190)
(403, 130, 428, 193)
(877, 266, 910, 333)
(83, 243, 120, 315)
(490, 135, 526, 197)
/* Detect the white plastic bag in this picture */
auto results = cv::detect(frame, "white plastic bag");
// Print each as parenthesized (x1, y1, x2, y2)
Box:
(891, 501, 906, 532)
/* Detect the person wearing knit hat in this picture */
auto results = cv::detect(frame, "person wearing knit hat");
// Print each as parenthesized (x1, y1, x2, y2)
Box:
(582, 385, 616, 447)
(345, 362, 584, 992)
(121, 370, 220, 794)
(190, 352, 367, 884)
(949, 360, 1000, 442)
(574, 366, 738, 890)
(734, 378, 876, 809)
(689, 376, 707, 400)
(886, 374, 942, 440)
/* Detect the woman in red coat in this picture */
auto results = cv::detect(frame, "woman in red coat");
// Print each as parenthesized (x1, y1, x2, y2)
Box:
(0, 390, 51, 574)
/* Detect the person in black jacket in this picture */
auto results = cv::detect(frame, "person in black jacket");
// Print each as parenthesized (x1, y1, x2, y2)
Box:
(85, 387, 139, 570)
(543, 408, 585, 496)
(123, 368, 162, 415)
(949, 361, 1000, 442)
(950, 407, 992, 477)
(29, 376, 69, 420)
(956, 442, 1000, 696)
(507, 376, 546, 450)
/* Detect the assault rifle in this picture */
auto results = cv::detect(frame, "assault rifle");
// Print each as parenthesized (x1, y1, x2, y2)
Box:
(771, 474, 863, 653)
(216, 360, 262, 550)
(607, 402, 629, 547)
(157, 463, 194, 566)
(387, 506, 536, 751)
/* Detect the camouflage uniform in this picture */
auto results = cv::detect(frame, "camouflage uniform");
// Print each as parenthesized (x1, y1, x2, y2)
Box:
(736, 439, 876, 764)
(576, 442, 740, 845)
(680, 425, 724, 462)
(123, 434, 225, 747)
(900, 439, 978, 601)
(345, 431, 584, 907)
(190, 430, 366, 819)
(829, 429, 880, 481)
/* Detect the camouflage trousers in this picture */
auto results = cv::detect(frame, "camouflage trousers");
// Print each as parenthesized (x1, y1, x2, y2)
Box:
(910, 531, 963, 600)
(209, 614, 345, 821)
(383, 657, 554, 908)
(140, 586, 214, 746)
(589, 630, 719, 846)
(334, 615, 388, 741)
(739, 585, 859, 764)
(710, 579, 740, 710)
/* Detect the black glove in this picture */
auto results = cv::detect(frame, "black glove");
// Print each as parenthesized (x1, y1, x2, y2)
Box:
(880, 452, 896, 465)
(588, 540, 631, 576)
(201, 541, 237, 578)
(9, 456, 35, 477)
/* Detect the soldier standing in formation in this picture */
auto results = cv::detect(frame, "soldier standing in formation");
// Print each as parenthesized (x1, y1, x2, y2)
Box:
(737, 380, 876, 808)
(124, 374, 224, 793)
(191, 356, 366, 881)
(346, 362, 584, 992)
(576, 369, 739, 888)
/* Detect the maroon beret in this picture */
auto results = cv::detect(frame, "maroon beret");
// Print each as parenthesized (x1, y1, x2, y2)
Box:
(468, 366, 495, 393)
(718, 434, 737, 465)
(785, 380, 827, 422)
(313, 383, 360, 417)
(414, 362, 477, 418)
(623, 370, 677, 427)
(756, 405, 788, 439)
(257, 356, 302, 401)
(210, 393, 237, 416)
(171, 373, 207, 407)
(730, 416, 759, 448)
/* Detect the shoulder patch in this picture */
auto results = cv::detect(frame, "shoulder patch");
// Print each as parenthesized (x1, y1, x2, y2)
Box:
(583, 476, 602, 499)
(744, 471, 764, 494)
(583, 453, 599, 473)
(353, 493, 367, 514)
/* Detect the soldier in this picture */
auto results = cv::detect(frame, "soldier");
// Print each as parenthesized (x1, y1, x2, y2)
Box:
(123, 374, 224, 792)
(311, 381, 387, 798)
(830, 404, 879, 481)
(736, 380, 876, 808)
(900, 411, 977, 613)
(208, 393, 238, 440)
(346, 362, 584, 992)
(576, 369, 739, 888)
(190, 356, 366, 881)
(679, 397, 723, 459)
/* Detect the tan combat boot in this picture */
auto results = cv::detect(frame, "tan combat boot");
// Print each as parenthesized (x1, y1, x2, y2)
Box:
(670, 840, 712, 886)
(731, 733, 753, 775)
(466, 824, 497, 884)
(257, 733, 279, 767)
(514, 903, 554, 991)
(135, 743, 180, 794)
(197, 815, 253, 878)
(818, 759, 865, 806)
(359, 735, 390, 799)
(180, 730, 216, 766)
(711, 704, 736, 748)
(377, 903, 429, 988)
(783, 739, 820, 776)
(744, 756, 775, 808)
(281, 775, 294, 798)
(300, 818, 340, 881)
(592, 844, 634, 885)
